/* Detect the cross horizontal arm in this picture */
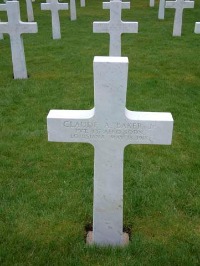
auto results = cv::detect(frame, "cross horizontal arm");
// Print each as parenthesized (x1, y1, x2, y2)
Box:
(165, 1, 177, 8)
(184, 1, 194, 8)
(47, 109, 95, 143)
(41, 3, 52, 10)
(0, 22, 8, 33)
(58, 4, 68, 10)
(125, 110, 173, 145)
(103, 2, 130, 9)
(0, 4, 6, 11)
(122, 22, 138, 33)
(41, 3, 68, 10)
(93, 22, 109, 33)
(166, 0, 194, 8)
(18, 22, 38, 34)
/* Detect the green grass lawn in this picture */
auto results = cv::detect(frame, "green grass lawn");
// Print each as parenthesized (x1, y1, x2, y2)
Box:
(0, 0, 200, 265)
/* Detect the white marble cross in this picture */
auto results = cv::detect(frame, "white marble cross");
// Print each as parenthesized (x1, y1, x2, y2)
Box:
(80, 0, 85, 8)
(26, 0, 34, 22)
(158, 0, 165, 19)
(0, 1, 38, 79)
(93, 0, 138, 56)
(0, 19, 3, 40)
(165, 0, 194, 36)
(195, 22, 200, 34)
(47, 56, 174, 246)
(41, 0, 68, 39)
(70, 0, 77, 21)
(150, 0, 155, 7)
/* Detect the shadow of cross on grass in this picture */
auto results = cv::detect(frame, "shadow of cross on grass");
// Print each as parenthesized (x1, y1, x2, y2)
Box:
(47, 56, 174, 246)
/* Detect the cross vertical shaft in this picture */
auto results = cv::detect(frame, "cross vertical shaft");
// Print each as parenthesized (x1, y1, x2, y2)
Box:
(26, 0, 34, 22)
(93, 144, 124, 245)
(52, 8, 61, 39)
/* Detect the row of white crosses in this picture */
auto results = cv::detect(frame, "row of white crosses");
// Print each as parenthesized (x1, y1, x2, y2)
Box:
(47, 0, 174, 246)
(0, 0, 86, 79)
(195, 22, 200, 34)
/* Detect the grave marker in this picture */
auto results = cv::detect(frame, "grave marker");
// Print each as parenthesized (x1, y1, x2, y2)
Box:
(26, 0, 34, 22)
(41, 0, 68, 39)
(70, 0, 77, 21)
(165, 0, 194, 36)
(93, 0, 138, 56)
(158, 0, 165, 19)
(150, 0, 155, 7)
(0, 19, 3, 40)
(80, 0, 85, 8)
(195, 22, 200, 34)
(47, 56, 174, 246)
(0, 1, 38, 79)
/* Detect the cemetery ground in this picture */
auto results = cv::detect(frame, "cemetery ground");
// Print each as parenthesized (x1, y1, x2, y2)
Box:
(0, 0, 200, 264)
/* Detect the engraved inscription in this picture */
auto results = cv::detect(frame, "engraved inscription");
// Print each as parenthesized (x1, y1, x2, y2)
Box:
(63, 121, 156, 142)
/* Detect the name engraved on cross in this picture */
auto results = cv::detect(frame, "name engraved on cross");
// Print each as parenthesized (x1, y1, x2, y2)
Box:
(195, 22, 200, 34)
(165, 0, 194, 36)
(26, 0, 34, 22)
(93, 0, 138, 56)
(47, 57, 174, 246)
(41, 0, 68, 39)
(0, 1, 38, 79)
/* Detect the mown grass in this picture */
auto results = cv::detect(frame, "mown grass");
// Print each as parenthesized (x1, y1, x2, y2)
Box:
(0, 0, 200, 265)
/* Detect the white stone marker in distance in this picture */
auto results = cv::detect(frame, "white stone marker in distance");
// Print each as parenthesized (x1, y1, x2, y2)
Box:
(0, 19, 3, 40)
(150, 0, 155, 7)
(41, 0, 68, 39)
(26, 0, 34, 22)
(165, 0, 194, 36)
(47, 56, 174, 246)
(158, 0, 165, 19)
(93, 0, 138, 56)
(80, 0, 85, 8)
(0, 1, 38, 79)
(70, 0, 77, 21)
(194, 22, 200, 34)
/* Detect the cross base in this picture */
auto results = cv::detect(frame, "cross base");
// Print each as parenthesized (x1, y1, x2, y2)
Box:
(86, 231, 129, 246)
